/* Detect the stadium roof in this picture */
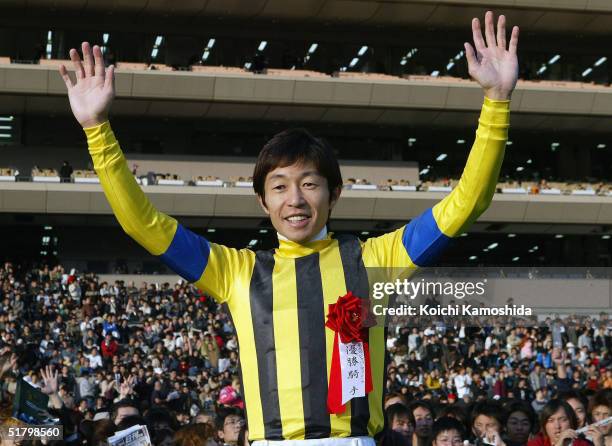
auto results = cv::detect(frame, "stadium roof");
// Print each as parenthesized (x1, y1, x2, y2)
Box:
(3, 0, 612, 34)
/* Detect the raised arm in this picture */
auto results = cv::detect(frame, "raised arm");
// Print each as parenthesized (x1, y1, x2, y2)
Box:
(400, 12, 519, 266)
(59, 43, 210, 283)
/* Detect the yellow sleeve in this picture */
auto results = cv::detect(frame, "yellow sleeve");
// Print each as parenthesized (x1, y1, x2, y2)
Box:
(432, 97, 509, 237)
(84, 121, 177, 255)
(85, 121, 242, 303)
(364, 97, 509, 267)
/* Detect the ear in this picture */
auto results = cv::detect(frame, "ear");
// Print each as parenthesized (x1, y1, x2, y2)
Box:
(256, 194, 270, 215)
(329, 186, 342, 209)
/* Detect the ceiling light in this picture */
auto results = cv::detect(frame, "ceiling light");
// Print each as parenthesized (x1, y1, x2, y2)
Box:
(597, 143, 606, 149)
(582, 67, 593, 77)
(358, 46, 368, 56)
(361, 231, 370, 235)
(257, 41, 267, 51)
(469, 255, 478, 260)
(487, 242, 499, 250)
(482, 248, 489, 252)
(308, 43, 318, 54)
(419, 168, 430, 175)
(537, 65, 547, 75)
(594, 56, 607, 67)
(202, 50, 210, 61)
(207, 38, 216, 49)
(506, 141, 513, 146)
(103, 33, 110, 44)
(516, 166, 524, 172)
(259, 229, 268, 234)
(507, 233, 516, 238)
(400, 59, 407, 66)
(436, 153, 447, 161)
(531, 245, 539, 251)
(0, 116, 14, 122)
(244, 62, 252, 70)
(457, 139, 465, 144)
(548, 54, 560, 65)
(602, 235, 611, 240)
(0, 126, 11, 130)
(349, 57, 359, 68)
(431, 70, 440, 77)
(248, 239, 258, 247)
(446, 61, 455, 70)
(207, 228, 216, 233)
(526, 159, 532, 164)
(555, 234, 564, 238)
(154, 36, 163, 46)
(512, 256, 520, 262)
(151, 48, 158, 59)
(460, 233, 468, 237)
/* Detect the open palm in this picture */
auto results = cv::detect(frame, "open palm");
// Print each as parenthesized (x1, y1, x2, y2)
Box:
(59, 42, 115, 128)
(465, 11, 519, 100)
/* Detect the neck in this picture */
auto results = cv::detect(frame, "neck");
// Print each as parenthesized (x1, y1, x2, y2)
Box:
(277, 226, 327, 243)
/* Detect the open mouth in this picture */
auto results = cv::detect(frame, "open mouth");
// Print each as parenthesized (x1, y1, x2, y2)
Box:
(284, 214, 311, 229)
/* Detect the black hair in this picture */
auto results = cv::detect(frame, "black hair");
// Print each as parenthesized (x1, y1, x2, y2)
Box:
(470, 401, 507, 430)
(538, 400, 578, 437)
(430, 417, 468, 444)
(504, 400, 537, 434)
(252, 128, 342, 206)
(387, 403, 415, 427)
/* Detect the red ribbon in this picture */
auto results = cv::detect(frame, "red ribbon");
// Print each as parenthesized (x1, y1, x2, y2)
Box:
(325, 292, 374, 414)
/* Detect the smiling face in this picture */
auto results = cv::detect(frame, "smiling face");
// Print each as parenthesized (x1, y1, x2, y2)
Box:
(258, 161, 339, 244)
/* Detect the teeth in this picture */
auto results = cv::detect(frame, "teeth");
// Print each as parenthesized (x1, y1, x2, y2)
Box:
(287, 216, 308, 222)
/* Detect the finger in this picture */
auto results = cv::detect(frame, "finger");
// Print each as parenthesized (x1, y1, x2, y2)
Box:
(104, 64, 115, 92)
(69, 48, 85, 80)
(464, 42, 478, 71)
(484, 11, 496, 48)
(509, 25, 519, 55)
(58, 66, 74, 89)
(471, 18, 486, 52)
(92, 45, 105, 77)
(497, 14, 507, 49)
(81, 41, 95, 77)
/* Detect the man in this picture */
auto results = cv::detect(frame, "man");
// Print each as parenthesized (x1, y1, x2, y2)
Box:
(216, 409, 245, 446)
(470, 401, 507, 446)
(409, 401, 434, 446)
(59, 11, 519, 445)
(384, 403, 415, 445)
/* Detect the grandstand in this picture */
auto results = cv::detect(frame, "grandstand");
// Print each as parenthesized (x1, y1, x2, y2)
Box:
(0, 3, 610, 446)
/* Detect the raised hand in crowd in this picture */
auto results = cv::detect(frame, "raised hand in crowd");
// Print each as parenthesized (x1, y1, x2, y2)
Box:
(40, 365, 63, 409)
(118, 374, 136, 400)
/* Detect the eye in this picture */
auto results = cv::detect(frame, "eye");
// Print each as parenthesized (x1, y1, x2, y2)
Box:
(273, 184, 285, 191)
(303, 182, 317, 188)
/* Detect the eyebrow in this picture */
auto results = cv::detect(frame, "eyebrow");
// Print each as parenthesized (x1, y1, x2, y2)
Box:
(268, 171, 321, 180)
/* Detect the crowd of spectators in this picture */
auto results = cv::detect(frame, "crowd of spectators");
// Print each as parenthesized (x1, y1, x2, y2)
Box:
(0, 260, 610, 446)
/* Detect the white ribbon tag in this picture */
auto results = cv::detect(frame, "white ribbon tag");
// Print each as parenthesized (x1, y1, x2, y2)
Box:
(338, 340, 366, 405)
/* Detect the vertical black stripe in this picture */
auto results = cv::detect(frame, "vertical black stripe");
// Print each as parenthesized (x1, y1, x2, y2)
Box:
(295, 253, 332, 439)
(336, 235, 371, 437)
(249, 250, 283, 440)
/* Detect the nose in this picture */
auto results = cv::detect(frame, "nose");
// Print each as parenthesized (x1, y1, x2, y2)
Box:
(287, 184, 306, 207)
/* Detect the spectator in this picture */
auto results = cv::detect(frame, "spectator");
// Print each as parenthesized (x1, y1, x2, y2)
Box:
(505, 400, 537, 446)
(60, 160, 73, 183)
(527, 400, 591, 446)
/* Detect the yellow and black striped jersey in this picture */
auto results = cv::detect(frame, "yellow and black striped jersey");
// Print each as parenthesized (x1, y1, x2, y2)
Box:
(84, 97, 509, 441)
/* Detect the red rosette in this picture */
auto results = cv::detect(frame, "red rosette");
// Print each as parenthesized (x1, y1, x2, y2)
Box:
(325, 291, 375, 414)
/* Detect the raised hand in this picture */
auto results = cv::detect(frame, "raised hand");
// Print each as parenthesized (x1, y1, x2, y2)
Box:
(40, 365, 59, 395)
(465, 11, 519, 100)
(59, 42, 115, 128)
(119, 374, 136, 399)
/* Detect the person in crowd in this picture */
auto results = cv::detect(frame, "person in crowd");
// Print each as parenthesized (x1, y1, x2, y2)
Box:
(588, 389, 612, 446)
(527, 400, 591, 446)
(430, 417, 468, 446)
(504, 400, 537, 446)
(411, 401, 435, 446)
(470, 401, 507, 446)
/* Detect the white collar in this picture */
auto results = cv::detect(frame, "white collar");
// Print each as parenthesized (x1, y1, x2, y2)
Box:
(277, 226, 328, 243)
